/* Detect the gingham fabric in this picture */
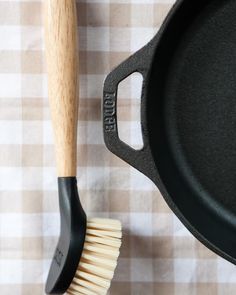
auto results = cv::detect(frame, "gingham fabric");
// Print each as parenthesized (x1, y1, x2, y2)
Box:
(0, 0, 235, 294)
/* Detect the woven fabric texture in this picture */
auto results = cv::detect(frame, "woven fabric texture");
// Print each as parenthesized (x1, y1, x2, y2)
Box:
(0, 1, 235, 294)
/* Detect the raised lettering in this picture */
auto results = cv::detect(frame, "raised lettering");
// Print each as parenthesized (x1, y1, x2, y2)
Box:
(104, 92, 116, 132)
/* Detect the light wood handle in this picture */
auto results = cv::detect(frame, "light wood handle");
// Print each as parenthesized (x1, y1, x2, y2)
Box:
(44, 0, 78, 177)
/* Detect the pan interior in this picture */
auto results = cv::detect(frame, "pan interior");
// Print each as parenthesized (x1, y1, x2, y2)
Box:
(148, 0, 236, 259)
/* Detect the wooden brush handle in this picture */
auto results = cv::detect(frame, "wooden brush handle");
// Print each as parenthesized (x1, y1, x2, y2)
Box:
(44, 0, 78, 177)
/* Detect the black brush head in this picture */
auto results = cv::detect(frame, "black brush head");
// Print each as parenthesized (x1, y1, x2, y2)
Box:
(45, 177, 87, 294)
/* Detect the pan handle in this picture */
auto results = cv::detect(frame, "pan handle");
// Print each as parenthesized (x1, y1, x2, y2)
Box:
(103, 42, 157, 181)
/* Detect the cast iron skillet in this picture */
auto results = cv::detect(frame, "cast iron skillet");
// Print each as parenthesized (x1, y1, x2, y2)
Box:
(103, 0, 236, 264)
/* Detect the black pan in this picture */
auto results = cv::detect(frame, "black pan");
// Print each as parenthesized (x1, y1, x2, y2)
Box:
(103, 0, 236, 264)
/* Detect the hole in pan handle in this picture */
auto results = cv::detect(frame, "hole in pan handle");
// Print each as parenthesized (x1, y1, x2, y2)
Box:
(103, 41, 157, 182)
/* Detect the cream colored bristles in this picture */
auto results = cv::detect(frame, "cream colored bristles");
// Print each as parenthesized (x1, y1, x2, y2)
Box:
(72, 277, 107, 293)
(83, 243, 120, 258)
(86, 228, 122, 239)
(82, 252, 117, 269)
(85, 235, 121, 248)
(68, 285, 97, 295)
(67, 218, 122, 295)
(79, 262, 114, 280)
(88, 218, 121, 226)
(76, 270, 110, 288)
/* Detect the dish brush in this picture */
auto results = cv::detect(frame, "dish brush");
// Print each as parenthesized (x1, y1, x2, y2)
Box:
(44, 0, 122, 294)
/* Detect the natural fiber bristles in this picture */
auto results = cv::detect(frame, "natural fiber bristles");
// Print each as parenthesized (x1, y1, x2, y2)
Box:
(67, 218, 122, 295)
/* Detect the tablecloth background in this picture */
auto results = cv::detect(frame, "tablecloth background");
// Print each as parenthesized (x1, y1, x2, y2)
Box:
(0, 0, 235, 294)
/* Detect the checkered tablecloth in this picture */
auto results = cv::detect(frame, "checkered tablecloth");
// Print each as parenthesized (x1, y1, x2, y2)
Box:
(0, 0, 236, 294)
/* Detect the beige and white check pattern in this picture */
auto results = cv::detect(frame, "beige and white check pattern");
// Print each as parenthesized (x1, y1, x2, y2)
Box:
(0, 0, 235, 294)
